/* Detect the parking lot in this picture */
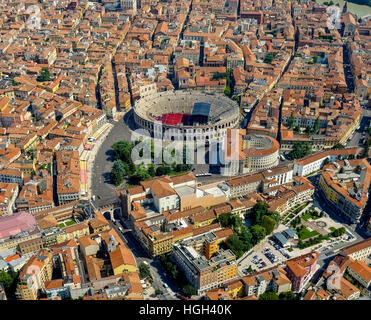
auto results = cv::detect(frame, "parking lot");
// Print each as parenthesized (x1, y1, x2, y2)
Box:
(238, 240, 288, 276)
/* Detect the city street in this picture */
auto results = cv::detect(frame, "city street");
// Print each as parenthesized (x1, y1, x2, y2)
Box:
(109, 218, 179, 300)
(91, 111, 135, 207)
(346, 113, 370, 148)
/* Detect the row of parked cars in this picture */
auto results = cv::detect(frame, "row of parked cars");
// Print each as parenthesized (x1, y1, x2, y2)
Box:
(252, 255, 267, 269)
(263, 247, 280, 263)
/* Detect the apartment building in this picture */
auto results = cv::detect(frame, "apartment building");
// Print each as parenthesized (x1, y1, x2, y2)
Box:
(18, 237, 44, 255)
(16, 249, 53, 300)
(56, 150, 80, 205)
(241, 265, 292, 298)
(265, 176, 315, 215)
(121, 0, 137, 15)
(172, 232, 238, 294)
(346, 260, 371, 289)
(0, 168, 23, 186)
(319, 159, 371, 224)
(342, 238, 371, 261)
(227, 164, 294, 198)
(293, 148, 359, 177)
(0, 182, 18, 216)
(285, 251, 320, 293)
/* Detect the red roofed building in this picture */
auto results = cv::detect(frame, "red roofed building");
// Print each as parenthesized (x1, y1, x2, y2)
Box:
(285, 251, 320, 292)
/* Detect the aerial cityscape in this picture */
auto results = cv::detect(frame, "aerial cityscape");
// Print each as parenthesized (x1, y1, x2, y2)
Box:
(0, 0, 370, 304)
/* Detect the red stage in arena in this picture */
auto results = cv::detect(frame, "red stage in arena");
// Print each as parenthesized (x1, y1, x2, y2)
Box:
(161, 113, 186, 125)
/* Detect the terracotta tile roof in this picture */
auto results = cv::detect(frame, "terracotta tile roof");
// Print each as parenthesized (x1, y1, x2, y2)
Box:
(45, 279, 64, 290)
(192, 210, 216, 223)
(214, 228, 234, 240)
(342, 238, 371, 256)
(109, 245, 136, 270)
(192, 222, 221, 236)
(286, 251, 320, 278)
(170, 172, 196, 185)
(347, 260, 371, 283)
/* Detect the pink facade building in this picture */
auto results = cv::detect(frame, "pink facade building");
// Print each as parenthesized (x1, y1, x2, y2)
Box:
(285, 251, 320, 292)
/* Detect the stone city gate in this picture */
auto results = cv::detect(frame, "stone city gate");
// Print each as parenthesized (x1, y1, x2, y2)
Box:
(98, 202, 122, 221)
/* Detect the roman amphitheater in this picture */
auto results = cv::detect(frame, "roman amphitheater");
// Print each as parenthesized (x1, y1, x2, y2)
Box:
(133, 90, 240, 141)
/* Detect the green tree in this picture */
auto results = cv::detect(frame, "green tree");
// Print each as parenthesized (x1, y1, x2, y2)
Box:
(110, 169, 123, 186)
(286, 141, 312, 160)
(148, 164, 156, 177)
(217, 213, 243, 232)
(239, 228, 253, 251)
(12, 79, 19, 86)
(212, 72, 226, 80)
(112, 141, 133, 162)
(139, 263, 152, 281)
(128, 165, 151, 185)
(218, 212, 234, 228)
(287, 113, 295, 129)
(37, 67, 52, 82)
(261, 215, 276, 235)
(113, 160, 126, 177)
(264, 52, 276, 64)
(294, 126, 301, 134)
(314, 117, 320, 133)
(155, 165, 171, 176)
(259, 291, 279, 300)
(250, 201, 269, 225)
(225, 234, 245, 258)
(46, 162, 52, 174)
(304, 126, 312, 135)
(182, 284, 197, 297)
(279, 291, 296, 300)
(0, 271, 13, 290)
(250, 225, 266, 245)
(155, 289, 163, 295)
(250, 201, 279, 225)
(224, 85, 231, 97)
(331, 227, 346, 237)
(127, 161, 136, 175)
